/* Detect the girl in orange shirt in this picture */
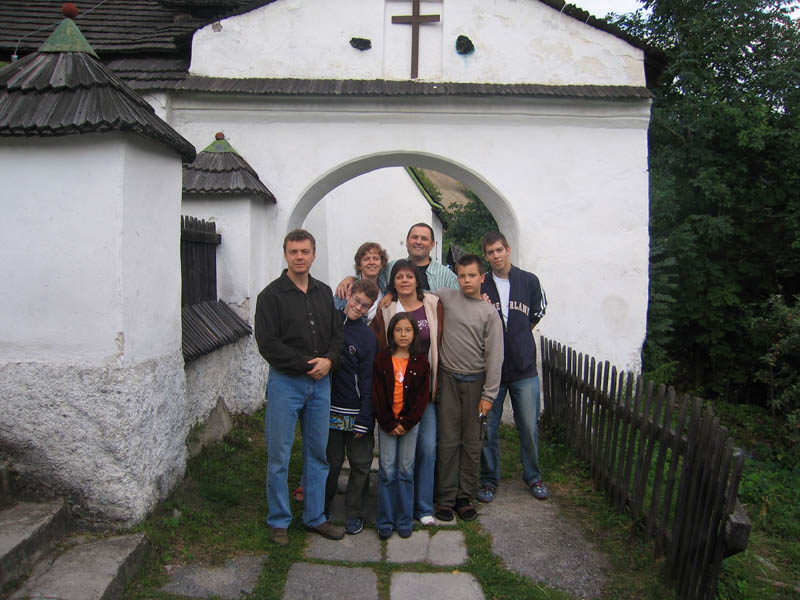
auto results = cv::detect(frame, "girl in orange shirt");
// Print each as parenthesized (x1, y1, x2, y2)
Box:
(372, 312, 430, 540)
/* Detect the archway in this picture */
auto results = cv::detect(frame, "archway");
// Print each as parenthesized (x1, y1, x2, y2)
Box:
(287, 151, 520, 261)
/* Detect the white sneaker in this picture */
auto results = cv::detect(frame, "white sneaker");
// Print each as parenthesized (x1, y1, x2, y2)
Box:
(419, 515, 435, 526)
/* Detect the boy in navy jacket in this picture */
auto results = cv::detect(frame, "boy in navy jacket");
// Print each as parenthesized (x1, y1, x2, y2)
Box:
(324, 279, 380, 535)
(476, 231, 550, 502)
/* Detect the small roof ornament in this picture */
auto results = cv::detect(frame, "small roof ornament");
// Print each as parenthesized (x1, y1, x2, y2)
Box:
(201, 132, 238, 154)
(39, 3, 99, 58)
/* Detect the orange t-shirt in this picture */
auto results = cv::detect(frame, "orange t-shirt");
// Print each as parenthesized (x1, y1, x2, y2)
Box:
(391, 356, 409, 418)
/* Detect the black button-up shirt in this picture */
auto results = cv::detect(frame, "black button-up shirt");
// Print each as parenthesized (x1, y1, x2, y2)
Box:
(255, 270, 343, 376)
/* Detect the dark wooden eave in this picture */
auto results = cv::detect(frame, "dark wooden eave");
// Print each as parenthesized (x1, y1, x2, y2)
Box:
(128, 76, 653, 100)
(182, 300, 251, 362)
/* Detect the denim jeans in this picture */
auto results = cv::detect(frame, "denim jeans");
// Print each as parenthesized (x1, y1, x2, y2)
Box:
(480, 376, 542, 488)
(377, 424, 419, 531)
(413, 402, 437, 519)
(265, 369, 331, 529)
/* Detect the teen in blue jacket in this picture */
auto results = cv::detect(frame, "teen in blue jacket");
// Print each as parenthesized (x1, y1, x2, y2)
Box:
(477, 231, 549, 503)
(324, 279, 379, 535)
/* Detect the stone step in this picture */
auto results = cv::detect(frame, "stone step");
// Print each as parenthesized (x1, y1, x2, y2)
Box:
(10, 533, 149, 600)
(0, 500, 69, 587)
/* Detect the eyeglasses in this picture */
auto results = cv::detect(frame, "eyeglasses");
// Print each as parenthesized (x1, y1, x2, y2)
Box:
(349, 297, 373, 312)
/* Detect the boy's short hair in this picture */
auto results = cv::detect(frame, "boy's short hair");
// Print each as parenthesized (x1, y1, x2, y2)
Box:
(351, 279, 379, 303)
(283, 229, 316, 252)
(480, 231, 509, 254)
(353, 242, 389, 274)
(456, 254, 484, 273)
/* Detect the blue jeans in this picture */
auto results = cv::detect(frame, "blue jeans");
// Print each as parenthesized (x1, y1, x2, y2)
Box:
(413, 402, 437, 519)
(265, 369, 331, 529)
(377, 424, 419, 531)
(480, 376, 542, 488)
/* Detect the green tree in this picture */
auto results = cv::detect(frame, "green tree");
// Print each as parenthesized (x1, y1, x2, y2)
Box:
(442, 191, 499, 259)
(613, 0, 800, 402)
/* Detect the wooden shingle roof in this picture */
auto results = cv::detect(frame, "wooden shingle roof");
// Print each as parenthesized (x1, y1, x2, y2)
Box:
(0, 13, 196, 162)
(183, 133, 276, 201)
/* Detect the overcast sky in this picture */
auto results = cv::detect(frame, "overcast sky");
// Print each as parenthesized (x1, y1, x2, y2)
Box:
(575, 0, 644, 17)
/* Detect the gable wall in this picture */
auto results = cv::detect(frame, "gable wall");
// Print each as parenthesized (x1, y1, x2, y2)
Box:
(190, 0, 644, 85)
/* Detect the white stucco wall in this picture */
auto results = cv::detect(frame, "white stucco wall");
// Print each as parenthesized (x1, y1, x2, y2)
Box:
(0, 133, 190, 525)
(167, 94, 650, 372)
(303, 167, 438, 285)
(190, 0, 645, 86)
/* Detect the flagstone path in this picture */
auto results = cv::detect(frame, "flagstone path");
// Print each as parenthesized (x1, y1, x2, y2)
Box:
(159, 403, 611, 599)
(159, 478, 611, 600)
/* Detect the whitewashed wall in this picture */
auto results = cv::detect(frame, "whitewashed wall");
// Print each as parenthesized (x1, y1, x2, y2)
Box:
(303, 167, 440, 285)
(191, 0, 645, 86)
(0, 133, 188, 525)
(168, 95, 650, 372)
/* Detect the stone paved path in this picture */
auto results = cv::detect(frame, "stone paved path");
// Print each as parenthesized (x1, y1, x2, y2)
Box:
(159, 403, 611, 599)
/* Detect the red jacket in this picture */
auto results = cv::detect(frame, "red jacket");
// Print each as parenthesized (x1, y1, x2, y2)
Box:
(372, 349, 431, 433)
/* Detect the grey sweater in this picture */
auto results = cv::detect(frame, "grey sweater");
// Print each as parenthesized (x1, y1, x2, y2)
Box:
(435, 288, 505, 404)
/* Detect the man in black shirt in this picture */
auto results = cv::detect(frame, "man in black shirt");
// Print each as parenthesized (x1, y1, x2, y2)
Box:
(255, 229, 344, 546)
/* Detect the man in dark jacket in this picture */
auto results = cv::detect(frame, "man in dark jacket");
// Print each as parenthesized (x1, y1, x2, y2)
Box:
(476, 231, 549, 502)
(324, 279, 379, 535)
(255, 229, 344, 546)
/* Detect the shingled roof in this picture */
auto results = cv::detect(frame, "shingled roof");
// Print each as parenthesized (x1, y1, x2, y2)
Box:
(0, 9, 196, 162)
(183, 132, 275, 201)
(0, 1, 664, 88)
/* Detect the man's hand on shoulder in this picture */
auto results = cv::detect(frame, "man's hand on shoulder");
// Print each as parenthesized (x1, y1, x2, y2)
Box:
(335, 276, 356, 299)
(307, 357, 332, 379)
(378, 294, 393, 310)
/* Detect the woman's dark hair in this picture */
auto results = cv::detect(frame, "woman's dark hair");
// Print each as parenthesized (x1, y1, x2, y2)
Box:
(387, 312, 421, 356)
(388, 259, 425, 302)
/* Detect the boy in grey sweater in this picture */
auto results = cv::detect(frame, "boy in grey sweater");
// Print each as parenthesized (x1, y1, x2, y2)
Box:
(433, 255, 504, 521)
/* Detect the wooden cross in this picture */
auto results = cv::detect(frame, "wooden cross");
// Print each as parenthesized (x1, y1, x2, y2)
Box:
(392, 0, 440, 79)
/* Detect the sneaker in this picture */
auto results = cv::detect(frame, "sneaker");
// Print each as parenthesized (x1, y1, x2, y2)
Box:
(269, 526, 289, 547)
(434, 506, 455, 522)
(305, 520, 344, 540)
(455, 499, 477, 521)
(378, 527, 393, 540)
(476, 485, 496, 503)
(530, 480, 549, 500)
(398, 528, 412, 538)
(418, 515, 435, 526)
(345, 517, 364, 535)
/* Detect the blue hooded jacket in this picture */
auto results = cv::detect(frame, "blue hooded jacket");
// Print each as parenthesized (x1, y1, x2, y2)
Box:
(330, 309, 378, 434)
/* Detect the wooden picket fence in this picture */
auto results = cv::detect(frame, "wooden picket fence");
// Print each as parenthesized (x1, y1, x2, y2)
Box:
(540, 338, 751, 600)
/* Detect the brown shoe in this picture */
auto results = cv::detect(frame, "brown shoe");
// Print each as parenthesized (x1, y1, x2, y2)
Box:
(455, 500, 477, 521)
(269, 526, 289, 546)
(305, 520, 344, 540)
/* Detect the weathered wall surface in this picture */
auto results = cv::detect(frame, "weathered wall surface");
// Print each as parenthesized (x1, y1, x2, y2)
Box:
(184, 336, 266, 420)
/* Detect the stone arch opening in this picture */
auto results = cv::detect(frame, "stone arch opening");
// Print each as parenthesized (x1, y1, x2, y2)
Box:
(287, 151, 520, 259)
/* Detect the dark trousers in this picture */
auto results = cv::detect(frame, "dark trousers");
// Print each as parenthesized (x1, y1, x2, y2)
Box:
(324, 428, 375, 519)
(435, 369, 485, 507)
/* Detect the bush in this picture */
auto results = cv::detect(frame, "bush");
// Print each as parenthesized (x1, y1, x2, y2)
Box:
(750, 295, 800, 429)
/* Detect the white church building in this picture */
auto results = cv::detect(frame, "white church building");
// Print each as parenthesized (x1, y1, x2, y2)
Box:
(0, 0, 654, 524)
